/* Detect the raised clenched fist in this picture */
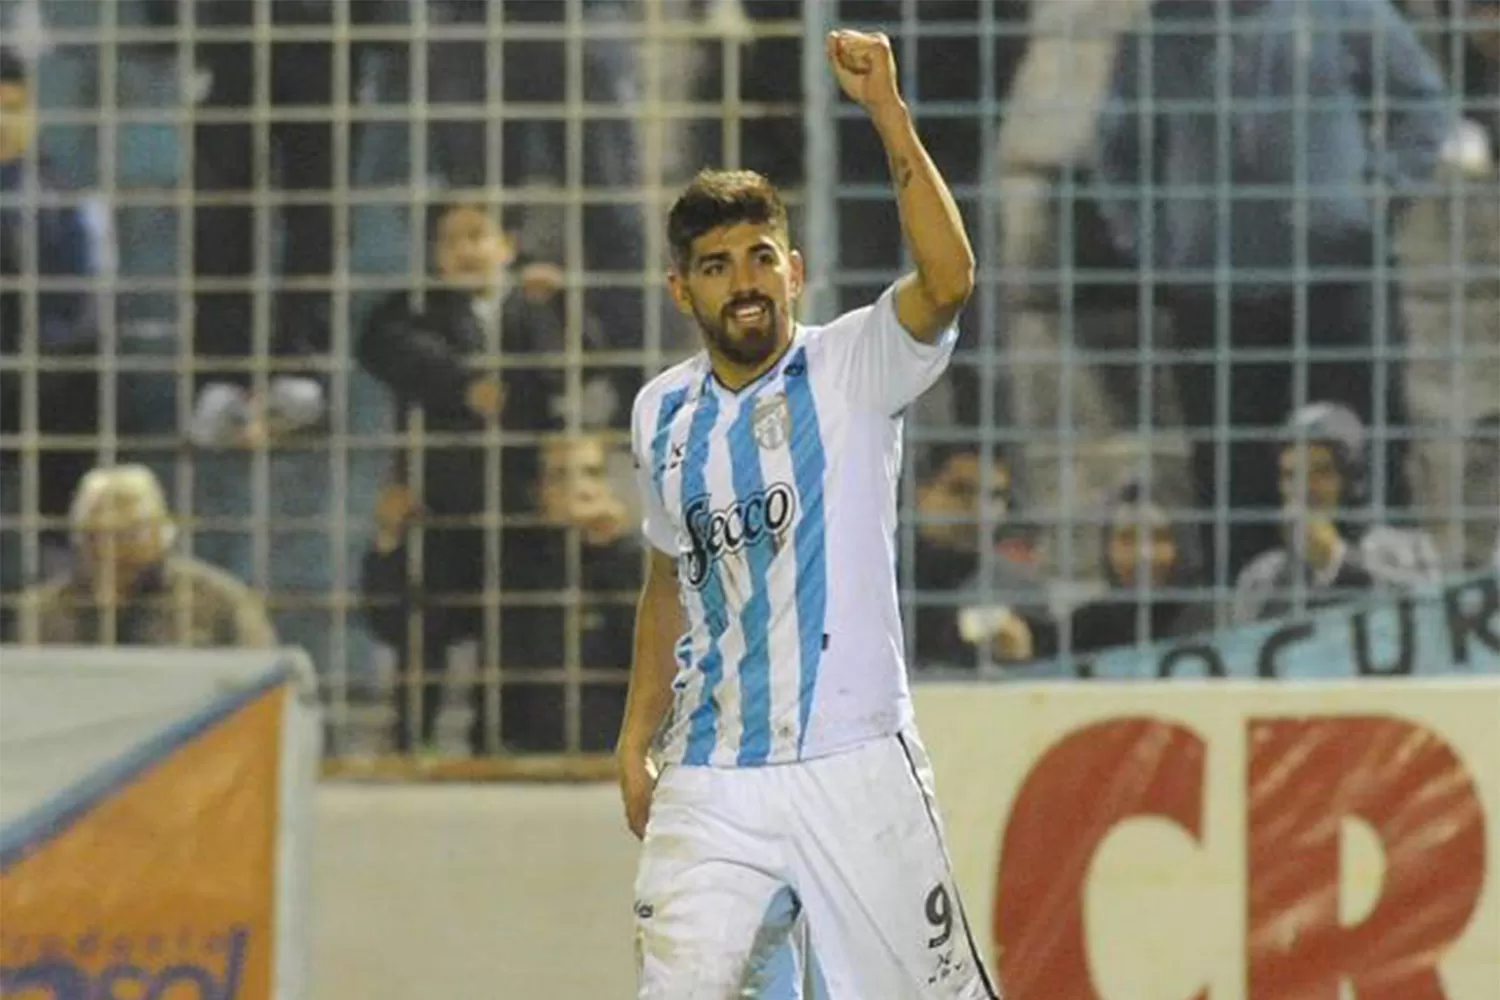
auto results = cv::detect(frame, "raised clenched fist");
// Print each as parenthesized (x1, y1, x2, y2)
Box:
(825, 30, 902, 113)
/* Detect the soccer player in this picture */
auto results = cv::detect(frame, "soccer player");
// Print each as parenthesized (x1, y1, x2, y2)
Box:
(616, 29, 999, 999)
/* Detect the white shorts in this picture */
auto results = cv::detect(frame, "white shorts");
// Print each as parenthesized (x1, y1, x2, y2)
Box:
(634, 729, 1000, 999)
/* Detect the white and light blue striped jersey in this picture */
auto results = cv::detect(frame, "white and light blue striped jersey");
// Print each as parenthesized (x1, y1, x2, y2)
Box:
(631, 283, 958, 768)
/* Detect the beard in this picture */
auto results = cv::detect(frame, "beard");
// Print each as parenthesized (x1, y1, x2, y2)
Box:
(694, 294, 782, 367)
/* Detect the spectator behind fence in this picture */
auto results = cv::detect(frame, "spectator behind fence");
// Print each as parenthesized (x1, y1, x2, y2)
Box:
(910, 445, 1051, 667)
(356, 198, 547, 753)
(1232, 402, 1444, 623)
(497, 434, 638, 752)
(1096, 0, 1452, 586)
(1028, 479, 1212, 660)
(359, 479, 491, 754)
(0, 49, 107, 543)
(15, 464, 275, 647)
(359, 196, 614, 494)
(359, 197, 602, 439)
(401, 0, 649, 349)
(361, 435, 636, 754)
(1464, 410, 1500, 569)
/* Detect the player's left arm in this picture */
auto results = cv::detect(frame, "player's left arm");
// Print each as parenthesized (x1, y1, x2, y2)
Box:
(828, 30, 975, 343)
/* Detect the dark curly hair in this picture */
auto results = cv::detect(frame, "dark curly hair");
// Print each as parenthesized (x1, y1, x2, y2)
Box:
(667, 169, 789, 272)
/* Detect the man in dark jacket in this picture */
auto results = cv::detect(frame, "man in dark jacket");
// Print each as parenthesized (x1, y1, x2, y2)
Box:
(361, 435, 637, 754)
(909, 445, 1053, 667)
(357, 198, 526, 753)
(356, 198, 611, 752)
(1032, 478, 1212, 659)
(486, 434, 638, 752)
(358, 197, 612, 514)
(380, 0, 648, 349)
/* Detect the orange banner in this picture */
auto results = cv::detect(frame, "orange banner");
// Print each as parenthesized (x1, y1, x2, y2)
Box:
(0, 686, 284, 1000)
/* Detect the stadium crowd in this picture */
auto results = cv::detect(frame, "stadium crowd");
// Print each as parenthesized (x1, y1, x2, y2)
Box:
(1, 0, 1497, 757)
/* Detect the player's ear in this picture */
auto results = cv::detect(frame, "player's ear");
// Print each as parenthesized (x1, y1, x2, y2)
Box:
(788, 249, 806, 301)
(667, 269, 696, 316)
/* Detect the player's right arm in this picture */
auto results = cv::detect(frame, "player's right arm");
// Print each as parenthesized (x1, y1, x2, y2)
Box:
(617, 384, 687, 838)
(616, 549, 683, 839)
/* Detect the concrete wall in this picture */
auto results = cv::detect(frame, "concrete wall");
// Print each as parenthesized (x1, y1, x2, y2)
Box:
(311, 784, 639, 999)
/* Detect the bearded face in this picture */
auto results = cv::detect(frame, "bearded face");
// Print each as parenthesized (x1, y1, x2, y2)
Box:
(671, 221, 803, 375)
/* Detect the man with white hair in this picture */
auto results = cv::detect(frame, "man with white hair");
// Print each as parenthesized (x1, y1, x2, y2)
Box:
(16, 464, 275, 647)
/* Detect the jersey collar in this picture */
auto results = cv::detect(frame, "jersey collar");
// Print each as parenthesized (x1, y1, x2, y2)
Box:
(699, 325, 805, 403)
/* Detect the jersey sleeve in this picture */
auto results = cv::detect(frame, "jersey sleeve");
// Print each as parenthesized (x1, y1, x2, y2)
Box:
(631, 389, 679, 555)
(816, 281, 960, 416)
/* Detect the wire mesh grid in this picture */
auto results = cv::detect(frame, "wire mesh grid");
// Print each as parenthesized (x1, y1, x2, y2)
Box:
(0, 0, 1496, 765)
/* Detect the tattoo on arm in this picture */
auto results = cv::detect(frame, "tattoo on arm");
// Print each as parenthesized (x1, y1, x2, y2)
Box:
(892, 154, 914, 190)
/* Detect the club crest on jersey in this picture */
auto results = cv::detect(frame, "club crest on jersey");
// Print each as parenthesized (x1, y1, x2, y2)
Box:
(752, 394, 791, 450)
(682, 483, 796, 589)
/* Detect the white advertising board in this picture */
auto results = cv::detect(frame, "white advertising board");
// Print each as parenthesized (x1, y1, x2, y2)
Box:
(918, 680, 1500, 1000)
